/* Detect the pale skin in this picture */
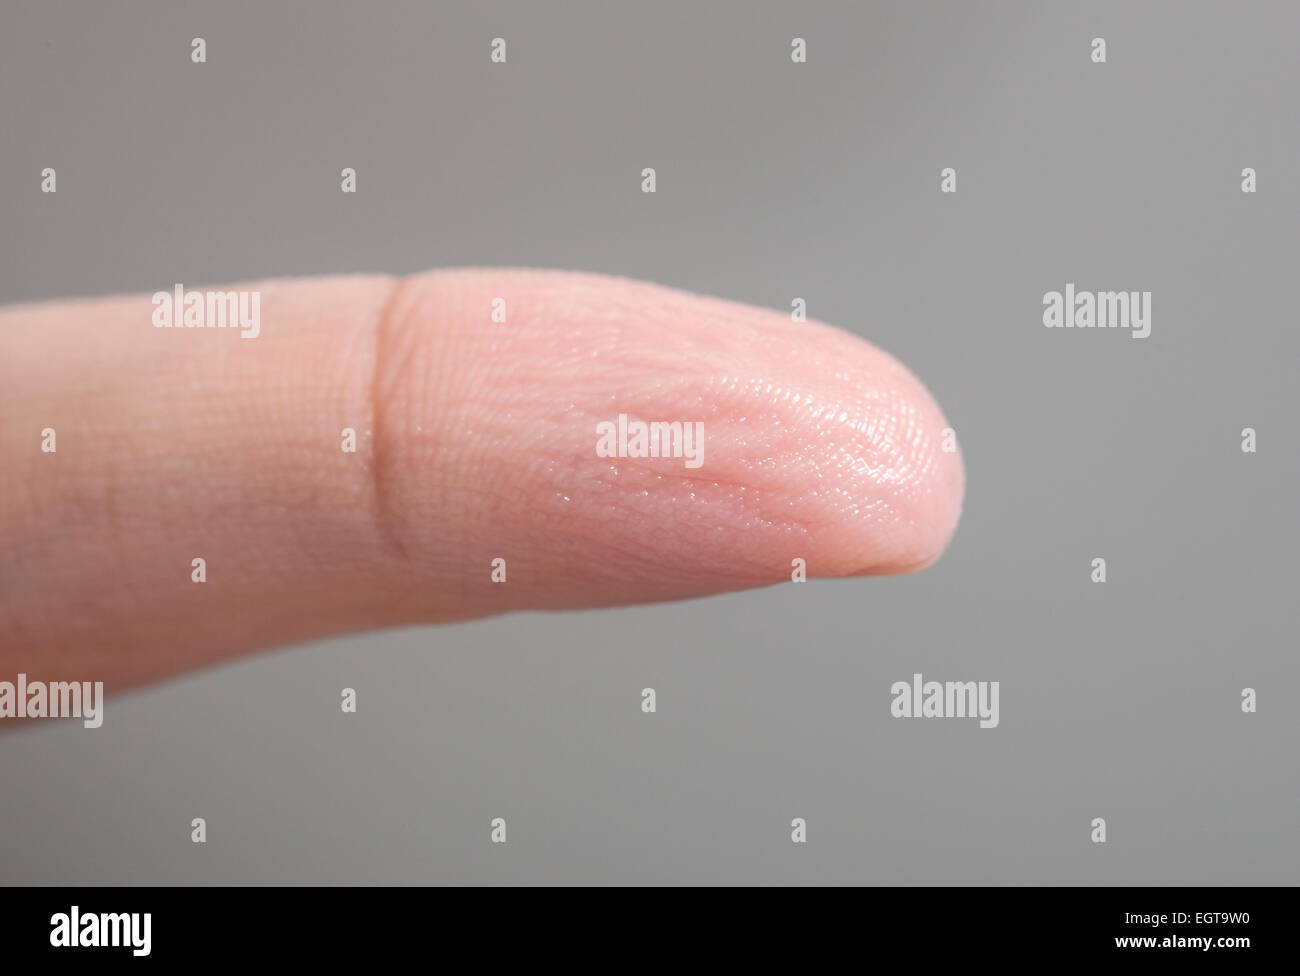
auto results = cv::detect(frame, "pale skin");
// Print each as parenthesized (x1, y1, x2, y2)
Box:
(0, 269, 964, 693)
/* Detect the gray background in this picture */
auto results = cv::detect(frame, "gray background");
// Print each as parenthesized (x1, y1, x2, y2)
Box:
(2, 0, 1297, 884)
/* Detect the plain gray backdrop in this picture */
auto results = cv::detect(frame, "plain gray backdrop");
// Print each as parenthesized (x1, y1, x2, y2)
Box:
(2, 0, 1297, 884)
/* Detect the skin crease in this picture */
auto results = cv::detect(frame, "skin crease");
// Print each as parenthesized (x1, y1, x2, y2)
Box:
(0, 268, 964, 693)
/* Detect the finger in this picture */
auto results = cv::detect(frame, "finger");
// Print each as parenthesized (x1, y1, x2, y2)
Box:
(0, 269, 964, 690)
